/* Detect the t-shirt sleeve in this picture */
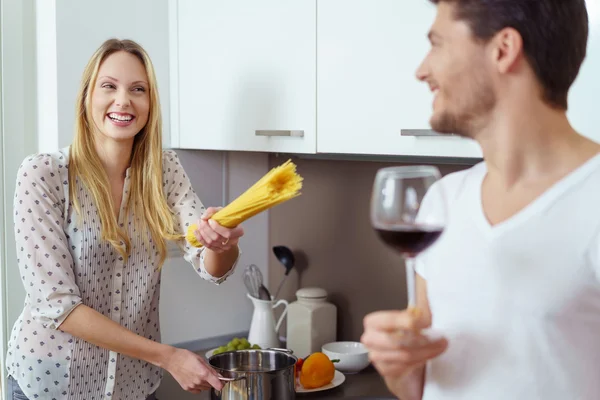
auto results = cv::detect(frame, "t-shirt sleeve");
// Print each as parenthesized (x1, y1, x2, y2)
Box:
(414, 180, 447, 280)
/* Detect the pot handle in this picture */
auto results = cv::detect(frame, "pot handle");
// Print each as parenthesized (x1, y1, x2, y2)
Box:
(215, 375, 249, 398)
(218, 376, 244, 382)
(215, 376, 244, 396)
(267, 347, 294, 354)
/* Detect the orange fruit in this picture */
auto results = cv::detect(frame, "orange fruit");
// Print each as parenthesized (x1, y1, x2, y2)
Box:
(299, 352, 335, 389)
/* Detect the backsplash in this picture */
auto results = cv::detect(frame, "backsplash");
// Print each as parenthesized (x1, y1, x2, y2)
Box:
(268, 155, 471, 341)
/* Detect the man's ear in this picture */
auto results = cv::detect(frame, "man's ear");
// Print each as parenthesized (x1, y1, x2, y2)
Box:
(490, 27, 524, 74)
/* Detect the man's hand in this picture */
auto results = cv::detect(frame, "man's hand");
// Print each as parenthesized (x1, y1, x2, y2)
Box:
(361, 309, 448, 398)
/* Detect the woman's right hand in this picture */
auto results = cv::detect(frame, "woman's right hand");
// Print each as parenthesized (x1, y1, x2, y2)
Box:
(164, 347, 224, 393)
(361, 309, 448, 380)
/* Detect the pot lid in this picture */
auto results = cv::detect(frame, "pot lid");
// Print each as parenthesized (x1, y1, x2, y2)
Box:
(296, 287, 327, 299)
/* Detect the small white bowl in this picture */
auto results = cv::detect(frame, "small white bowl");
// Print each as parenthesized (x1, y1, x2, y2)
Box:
(322, 341, 370, 374)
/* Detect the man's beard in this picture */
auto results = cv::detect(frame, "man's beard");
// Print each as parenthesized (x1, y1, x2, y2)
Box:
(430, 79, 496, 139)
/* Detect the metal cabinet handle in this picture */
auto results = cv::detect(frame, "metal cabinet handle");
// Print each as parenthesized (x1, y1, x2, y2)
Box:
(255, 130, 304, 137)
(401, 129, 457, 137)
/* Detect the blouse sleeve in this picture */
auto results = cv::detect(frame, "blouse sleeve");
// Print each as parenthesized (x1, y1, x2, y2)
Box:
(162, 150, 238, 284)
(13, 154, 83, 329)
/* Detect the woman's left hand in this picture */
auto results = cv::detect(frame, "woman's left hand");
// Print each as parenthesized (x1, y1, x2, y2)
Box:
(192, 207, 244, 253)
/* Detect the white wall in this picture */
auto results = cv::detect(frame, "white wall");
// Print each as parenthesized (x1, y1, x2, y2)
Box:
(160, 151, 269, 345)
(36, 0, 171, 151)
(1, 0, 38, 396)
(1, 0, 37, 373)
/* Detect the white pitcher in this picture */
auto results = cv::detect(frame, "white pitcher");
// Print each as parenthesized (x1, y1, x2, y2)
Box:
(247, 293, 289, 349)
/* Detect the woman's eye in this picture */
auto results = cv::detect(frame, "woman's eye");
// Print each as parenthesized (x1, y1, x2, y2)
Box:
(102, 83, 116, 89)
(133, 87, 146, 92)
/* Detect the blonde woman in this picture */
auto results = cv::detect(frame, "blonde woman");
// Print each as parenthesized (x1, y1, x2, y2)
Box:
(5, 39, 242, 399)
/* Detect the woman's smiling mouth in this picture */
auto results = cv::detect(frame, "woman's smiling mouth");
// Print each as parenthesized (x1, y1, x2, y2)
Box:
(107, 112, 135, 126)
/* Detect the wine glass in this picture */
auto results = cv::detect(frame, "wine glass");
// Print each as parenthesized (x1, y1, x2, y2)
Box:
(370, 166, 446, 310)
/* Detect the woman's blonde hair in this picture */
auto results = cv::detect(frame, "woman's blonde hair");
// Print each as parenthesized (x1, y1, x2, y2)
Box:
(68, 38, 180, 267)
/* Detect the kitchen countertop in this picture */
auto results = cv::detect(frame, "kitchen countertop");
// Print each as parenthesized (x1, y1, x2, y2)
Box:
(295, 366, 395, 399)
(155, 348, 396, 400)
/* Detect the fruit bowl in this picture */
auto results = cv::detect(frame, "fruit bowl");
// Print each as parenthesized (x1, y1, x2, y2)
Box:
(321, 341, 370, 373)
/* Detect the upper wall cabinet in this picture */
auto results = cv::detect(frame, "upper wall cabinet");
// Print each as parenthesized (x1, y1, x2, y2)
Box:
(171, 1, 599, 158)
(316, 0, 481, 158)
(170, 0, 317, 153)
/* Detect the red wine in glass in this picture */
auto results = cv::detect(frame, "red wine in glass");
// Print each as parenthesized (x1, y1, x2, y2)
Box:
(370, 166, 446, 308)
(375, 225, 443, 257)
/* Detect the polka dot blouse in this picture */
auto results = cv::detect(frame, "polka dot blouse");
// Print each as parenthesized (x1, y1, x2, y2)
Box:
(5, 148, 237, 399)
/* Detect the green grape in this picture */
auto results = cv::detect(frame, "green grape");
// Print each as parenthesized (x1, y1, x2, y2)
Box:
(213, 346, 226, 356)
(231, 338, 240, 347)
(251, 344, 261, 349)
(240, 338, 249, 346)
(236, 344, 246, 350)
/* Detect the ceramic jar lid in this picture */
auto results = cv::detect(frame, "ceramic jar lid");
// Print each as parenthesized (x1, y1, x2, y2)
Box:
(296, 287, 327, 299)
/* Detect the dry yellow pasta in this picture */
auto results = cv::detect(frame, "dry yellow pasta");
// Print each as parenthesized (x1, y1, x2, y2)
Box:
(186, 159, 303, 247)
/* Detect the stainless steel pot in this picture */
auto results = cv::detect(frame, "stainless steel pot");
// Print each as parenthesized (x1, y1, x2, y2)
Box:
(209, 348, 297, 400)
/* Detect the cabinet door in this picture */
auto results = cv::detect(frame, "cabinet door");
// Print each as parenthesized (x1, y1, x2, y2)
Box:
(317, 0, 481, 158)
(172, 0, 316, 153)
(568, 6, 600, 143)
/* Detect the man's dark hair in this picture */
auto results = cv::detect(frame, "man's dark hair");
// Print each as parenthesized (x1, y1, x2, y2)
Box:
(429, 0, 589, 109)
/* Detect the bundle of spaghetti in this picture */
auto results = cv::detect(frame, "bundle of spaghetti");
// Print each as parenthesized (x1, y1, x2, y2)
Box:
(186, 159, 303, 247)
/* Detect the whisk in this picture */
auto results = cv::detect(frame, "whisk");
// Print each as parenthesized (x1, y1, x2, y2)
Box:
(243, 264, 271, 300)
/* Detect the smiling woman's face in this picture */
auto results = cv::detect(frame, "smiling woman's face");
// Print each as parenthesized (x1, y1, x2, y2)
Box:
(91, 51, 150, 144)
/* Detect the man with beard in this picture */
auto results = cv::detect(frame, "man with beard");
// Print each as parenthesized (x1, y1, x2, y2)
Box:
(361, 1, 600, 399)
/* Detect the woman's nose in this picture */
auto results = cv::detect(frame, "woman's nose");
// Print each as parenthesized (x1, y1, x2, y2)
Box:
(115, 89, 131, 108)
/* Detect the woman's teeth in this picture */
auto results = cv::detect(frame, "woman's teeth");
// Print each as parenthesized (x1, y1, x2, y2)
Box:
(108, 113, 133, 122)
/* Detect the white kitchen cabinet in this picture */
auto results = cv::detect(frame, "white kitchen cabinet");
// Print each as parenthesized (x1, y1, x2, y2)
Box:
(171, 1, 600, 158)
(170, 0, 316, 153)
(316, 0, 482, 158)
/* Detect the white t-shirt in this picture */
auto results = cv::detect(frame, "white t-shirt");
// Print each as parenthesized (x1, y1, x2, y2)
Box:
(416, 154, 600, 400)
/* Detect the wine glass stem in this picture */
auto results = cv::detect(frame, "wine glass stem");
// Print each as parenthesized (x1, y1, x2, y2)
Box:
(405, 256, 417, 308)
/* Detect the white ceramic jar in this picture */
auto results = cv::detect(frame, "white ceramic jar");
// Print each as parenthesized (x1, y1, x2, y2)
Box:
(286, 287, 337, 358)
